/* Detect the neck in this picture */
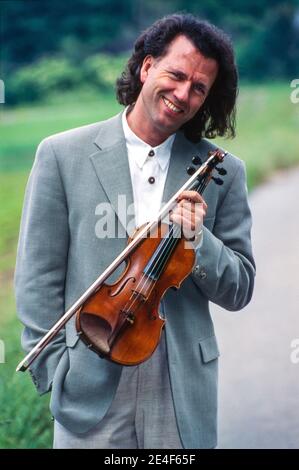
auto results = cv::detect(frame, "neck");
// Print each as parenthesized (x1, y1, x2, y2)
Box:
(126, 104, 170, 147)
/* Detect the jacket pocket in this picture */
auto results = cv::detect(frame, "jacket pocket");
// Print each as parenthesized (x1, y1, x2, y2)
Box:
(199, 335, 220, 363)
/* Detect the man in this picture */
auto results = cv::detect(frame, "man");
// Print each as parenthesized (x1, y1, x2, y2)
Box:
(15, 14, 255, 449)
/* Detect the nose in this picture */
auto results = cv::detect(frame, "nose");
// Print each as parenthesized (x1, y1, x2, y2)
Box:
(173, 81, 191, 105)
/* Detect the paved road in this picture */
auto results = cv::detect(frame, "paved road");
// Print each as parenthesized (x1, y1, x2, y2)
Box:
(211, 167, 299, 449)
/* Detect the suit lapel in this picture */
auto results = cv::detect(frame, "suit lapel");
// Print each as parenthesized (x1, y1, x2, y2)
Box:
(89, 112, 135, 234)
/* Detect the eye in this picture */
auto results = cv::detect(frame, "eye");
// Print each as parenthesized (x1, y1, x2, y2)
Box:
(169, 71, 180, 79)
(168, 70, 185, 81)
(193, 84, 206, 96)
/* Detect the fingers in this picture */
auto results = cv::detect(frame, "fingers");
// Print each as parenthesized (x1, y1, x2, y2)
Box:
(174, 191, 207, 220)
(171, 205, 205, 228)
(170, 198, 206, 239)
(168, 191, 208, 239)
(174, 200, 207, 218)
(176, 191, 208, 212)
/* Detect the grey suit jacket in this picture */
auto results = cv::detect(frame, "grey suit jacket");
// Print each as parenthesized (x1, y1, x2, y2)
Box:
(14, 111, 255, 448)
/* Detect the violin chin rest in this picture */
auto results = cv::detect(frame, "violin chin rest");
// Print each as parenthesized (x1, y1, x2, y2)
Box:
(79, 312, 111, 355)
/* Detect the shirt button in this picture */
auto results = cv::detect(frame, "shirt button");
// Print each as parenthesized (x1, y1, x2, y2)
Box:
(148, 150, 155, 157)
(148, 176, 155, 184)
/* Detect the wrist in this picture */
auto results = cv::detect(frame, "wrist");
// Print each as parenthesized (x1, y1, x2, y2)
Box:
(185, 228, 203, 245)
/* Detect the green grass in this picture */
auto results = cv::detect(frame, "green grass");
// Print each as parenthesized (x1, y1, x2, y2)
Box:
(0, 174, 52, 447)
(0, 83, 298, 448)
(0, 173, 28, 272)
(0, 289, 52, 448)
(0, 89, 122, 171)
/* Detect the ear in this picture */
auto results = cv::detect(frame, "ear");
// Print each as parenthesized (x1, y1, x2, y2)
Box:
(140, 55, 154, 84)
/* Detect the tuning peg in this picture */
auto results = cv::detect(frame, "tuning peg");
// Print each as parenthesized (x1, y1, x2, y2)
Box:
(212, 176, 223, 185)
(186, 166, 196, 175)
(216, 167, 227, 175)
(192, 155, 202, 165)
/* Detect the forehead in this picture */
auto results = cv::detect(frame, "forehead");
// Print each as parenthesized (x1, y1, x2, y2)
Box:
(158, 34, 218, 76)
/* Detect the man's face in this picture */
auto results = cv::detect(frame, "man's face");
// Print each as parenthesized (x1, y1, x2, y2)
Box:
(138, 34, 219, 139)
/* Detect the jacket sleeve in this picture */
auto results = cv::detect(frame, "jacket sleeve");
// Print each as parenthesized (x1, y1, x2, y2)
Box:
(14, 138, 69, 395)
(192, 159, 256, 311)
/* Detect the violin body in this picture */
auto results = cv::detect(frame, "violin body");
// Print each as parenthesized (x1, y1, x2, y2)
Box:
(76, 222, 195, 365)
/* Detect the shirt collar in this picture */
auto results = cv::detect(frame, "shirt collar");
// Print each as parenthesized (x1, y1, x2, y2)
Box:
(122, 107, 175, 170)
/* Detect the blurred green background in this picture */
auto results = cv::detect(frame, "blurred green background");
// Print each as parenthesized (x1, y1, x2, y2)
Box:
(0, 0, 299, 448)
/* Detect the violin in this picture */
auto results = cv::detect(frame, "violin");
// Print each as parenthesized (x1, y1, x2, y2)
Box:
(16, 148, 227, 372)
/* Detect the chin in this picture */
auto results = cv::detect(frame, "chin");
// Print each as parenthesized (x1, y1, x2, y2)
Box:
(157, 115, 180, 131)
(156, 123, 177, 137)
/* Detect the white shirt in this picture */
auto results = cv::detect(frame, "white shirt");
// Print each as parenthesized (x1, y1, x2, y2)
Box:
(122, 108, 175, 228)
(122, 109, 203, 248)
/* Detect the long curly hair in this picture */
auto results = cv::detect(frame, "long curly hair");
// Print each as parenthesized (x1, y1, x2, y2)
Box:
(116, 14, 238, 142)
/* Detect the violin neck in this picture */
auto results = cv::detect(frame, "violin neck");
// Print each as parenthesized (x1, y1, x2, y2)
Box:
(187, 173, 210, 195)
(142, 170, 211, 281)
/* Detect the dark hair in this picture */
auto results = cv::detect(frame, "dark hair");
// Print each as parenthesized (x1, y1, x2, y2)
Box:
(116, 13, 238, 142)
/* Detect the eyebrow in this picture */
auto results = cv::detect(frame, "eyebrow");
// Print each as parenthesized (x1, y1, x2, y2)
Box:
(167, 68, 208, 93)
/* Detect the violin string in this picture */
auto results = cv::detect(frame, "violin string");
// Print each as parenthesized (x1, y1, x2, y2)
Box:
(105, 175, 210, 344)
(112, 156, 223, 337)
(120, 176, 209, 319)
(117, 225, 181, 325)
(122, 176, 208, 318)
(143, 175, 210, 283)
(118, 176, 208, 321)
(135, 176, 209, 288)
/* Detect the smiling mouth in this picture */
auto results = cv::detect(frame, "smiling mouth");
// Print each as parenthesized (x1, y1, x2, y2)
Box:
(162, 96, 184, 114)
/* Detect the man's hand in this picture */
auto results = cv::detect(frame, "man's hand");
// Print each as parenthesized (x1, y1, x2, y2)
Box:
(170, 191, 207, 242)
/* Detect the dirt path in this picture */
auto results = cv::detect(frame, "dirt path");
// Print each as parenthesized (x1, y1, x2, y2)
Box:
(212, 167, 299, 449)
